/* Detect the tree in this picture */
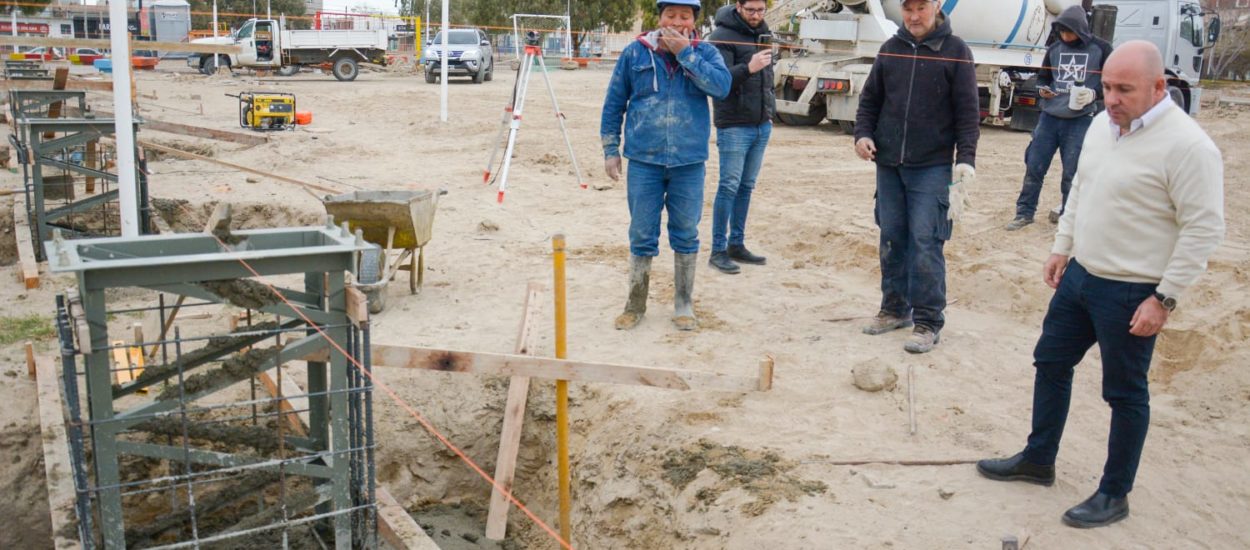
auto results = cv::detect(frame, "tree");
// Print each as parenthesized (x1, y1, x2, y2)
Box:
(1202, 1, 1250, 79)
(1, 0, 53, 16)
(186, 0, 308, 32)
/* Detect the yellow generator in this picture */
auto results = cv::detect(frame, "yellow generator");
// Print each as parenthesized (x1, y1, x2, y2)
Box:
(232, 92, 296, 131)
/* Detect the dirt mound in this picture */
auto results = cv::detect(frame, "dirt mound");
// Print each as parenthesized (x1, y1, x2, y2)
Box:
(150, 198, 323, 233)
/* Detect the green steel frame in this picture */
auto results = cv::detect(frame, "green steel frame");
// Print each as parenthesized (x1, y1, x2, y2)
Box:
(49, 221, 374, 549)
(16, 116, 151, 260)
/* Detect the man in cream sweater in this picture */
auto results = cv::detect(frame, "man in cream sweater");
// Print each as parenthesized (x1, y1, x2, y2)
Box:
(976, 41, 1225, 528)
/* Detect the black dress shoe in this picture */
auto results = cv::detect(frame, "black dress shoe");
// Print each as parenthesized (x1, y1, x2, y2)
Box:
(1063, 492, 1129, 528)
(727, 244, 766, 265)
(708, 251, 740, 274)
(976, 452, 1055, 486)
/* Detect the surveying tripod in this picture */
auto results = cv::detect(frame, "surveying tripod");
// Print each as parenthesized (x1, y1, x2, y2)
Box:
(483, 40, 585, 203)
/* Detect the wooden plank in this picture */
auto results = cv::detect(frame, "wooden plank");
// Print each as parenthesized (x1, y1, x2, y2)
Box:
(12, 192, 40, 289)
(0, 36, 241, 55)
(137, 118, 269, 147)
(256, 368, 310, 437)
(377, 486, 440, 550)
(34, 354, 82, 550)
(1, 78, 113, 91)
(41, 67, 69, 140)
(486, 283, 542, 540)
(369, 345, 766, 393)
(84, 140, 98, 193)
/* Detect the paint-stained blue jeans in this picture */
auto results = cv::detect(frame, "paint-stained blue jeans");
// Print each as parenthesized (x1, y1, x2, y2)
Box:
(1015, 112, 1094, 219)
(1023, 259, 1158, 498)
(626, 160, 705, 257)
(712, 123, 771, 252)
(874, 164, 953, 332)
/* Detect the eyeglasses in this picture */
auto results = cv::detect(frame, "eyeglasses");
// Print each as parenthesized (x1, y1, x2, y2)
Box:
(741, 7, 766, 15)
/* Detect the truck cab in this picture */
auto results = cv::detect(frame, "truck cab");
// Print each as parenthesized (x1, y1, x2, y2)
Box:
(1095, 0, 1221, 114)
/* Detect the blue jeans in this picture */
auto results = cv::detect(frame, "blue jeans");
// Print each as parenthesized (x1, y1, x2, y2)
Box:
(874, 164, 953, 332)
(1015, 112, 1095, 219)
(711, 124, 771, 252)
(626, 160, 705, 257)
(1023, 259, 1158, 498)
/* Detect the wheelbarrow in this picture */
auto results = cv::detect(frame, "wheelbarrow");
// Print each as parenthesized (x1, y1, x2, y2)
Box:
(322, 189, 442, 313)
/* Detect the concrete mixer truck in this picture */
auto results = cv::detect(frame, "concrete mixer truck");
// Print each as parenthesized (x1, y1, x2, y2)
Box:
(771, 0, 1221, 131)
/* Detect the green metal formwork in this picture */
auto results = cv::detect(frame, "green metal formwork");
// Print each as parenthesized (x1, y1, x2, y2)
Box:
(48, 222, 377, 550)
(16, 117, 151, 261)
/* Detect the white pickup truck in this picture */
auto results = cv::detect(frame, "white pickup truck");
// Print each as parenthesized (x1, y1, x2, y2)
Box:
(188, 18, 388, 81)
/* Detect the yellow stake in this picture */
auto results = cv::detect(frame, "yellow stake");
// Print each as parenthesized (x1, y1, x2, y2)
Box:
(552, 233, 572, 544)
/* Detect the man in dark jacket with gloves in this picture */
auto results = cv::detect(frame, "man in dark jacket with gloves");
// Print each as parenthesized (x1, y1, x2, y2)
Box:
(706, 0, 775, 274)
(1005, 5, 1113, 231)
(854, 0, 980, 354)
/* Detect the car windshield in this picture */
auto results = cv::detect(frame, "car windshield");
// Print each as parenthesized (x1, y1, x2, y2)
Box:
(433, 31, 477, 45)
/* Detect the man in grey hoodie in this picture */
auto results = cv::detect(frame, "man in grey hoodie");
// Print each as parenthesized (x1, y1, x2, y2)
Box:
(1006, 6, 1113, 231)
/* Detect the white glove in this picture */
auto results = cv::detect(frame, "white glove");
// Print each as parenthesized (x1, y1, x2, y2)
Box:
(948, 163, 975, 223)
(1071, 87, 1095, 109)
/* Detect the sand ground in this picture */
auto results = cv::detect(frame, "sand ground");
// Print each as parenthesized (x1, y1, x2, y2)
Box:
(1, 62, 1248, 549)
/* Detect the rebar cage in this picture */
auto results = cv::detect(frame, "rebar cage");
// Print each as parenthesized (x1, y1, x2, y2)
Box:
(48, 223, 377, 549)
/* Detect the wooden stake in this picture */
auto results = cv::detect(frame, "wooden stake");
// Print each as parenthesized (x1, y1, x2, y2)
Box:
(42, 67, 68, 139)
(34, 354, 81, 550)
(485, 283, 542, 540)
(84, 140, 97, 193)
(758, 356, 774, 391)
(25, 341, 35, 379)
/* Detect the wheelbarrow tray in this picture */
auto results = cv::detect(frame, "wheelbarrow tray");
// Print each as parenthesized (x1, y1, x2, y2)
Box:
(322, 189, 438, 250)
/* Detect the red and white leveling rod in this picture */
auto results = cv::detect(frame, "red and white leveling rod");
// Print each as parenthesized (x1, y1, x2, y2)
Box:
(483, 40, 586, 203)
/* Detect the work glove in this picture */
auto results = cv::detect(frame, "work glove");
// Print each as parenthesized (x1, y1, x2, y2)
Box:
(948, 163, 975, 223)
(1071, 87, 1095, 109)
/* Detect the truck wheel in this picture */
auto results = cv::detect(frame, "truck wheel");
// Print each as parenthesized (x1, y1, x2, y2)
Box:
(776, 85, 825, 126)
(276, 65, 300, 77)
(332, 57, 359, 81)
(1167, 85, 1186, 112)
(484, 61, 493, 82)
(473, 67, 485, 84)
(201, 56, 229, 76)
(425, 70, 437, 84)
(837, 120, 855, 134)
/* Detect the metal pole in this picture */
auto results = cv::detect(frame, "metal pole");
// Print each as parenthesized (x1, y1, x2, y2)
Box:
(108, 0, 140, 237)
(439, 0, 448, 122)
(267, 0, 271, 20)
(552, 233, 571, 543)
(212, 0, 219, 70)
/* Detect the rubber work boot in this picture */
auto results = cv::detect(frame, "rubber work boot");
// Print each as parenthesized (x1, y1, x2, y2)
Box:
(862, 311, 913, 335)
(1005, 216, 1034, 231)
(673, 252, 699, 331)
(727, 244, 766, 265)
(614, 255, 652, 330)
(904, 326, 940, 354)
(708, 251, 740, 274)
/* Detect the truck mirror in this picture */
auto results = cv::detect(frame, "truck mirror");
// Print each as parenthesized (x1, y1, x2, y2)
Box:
(1207, 16, 1221, 45)
(480, 40, 490, 46)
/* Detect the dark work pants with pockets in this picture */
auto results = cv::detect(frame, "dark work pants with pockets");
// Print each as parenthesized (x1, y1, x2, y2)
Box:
(1022, 259, 1159, 498)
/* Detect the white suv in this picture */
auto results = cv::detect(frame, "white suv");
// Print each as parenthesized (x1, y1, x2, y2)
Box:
(424, 29, 494, 84)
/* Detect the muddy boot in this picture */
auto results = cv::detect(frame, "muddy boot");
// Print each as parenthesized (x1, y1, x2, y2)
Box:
(673, 252, 699, 331)
(614, 255, 652, 330)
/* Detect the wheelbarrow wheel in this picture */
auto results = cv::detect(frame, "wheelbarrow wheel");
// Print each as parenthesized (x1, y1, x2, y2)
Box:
(359, 245, 386, 313)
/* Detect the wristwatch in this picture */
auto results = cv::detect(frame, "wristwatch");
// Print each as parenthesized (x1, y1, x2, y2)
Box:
(1153, 292, 1177, 312)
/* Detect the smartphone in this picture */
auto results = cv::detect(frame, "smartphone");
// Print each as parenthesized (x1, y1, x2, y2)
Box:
(757, 34, 773, 50)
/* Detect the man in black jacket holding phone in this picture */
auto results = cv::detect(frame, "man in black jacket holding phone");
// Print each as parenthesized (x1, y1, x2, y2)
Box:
(707, 0, 776, 274)
(854, 0, 980, 353)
